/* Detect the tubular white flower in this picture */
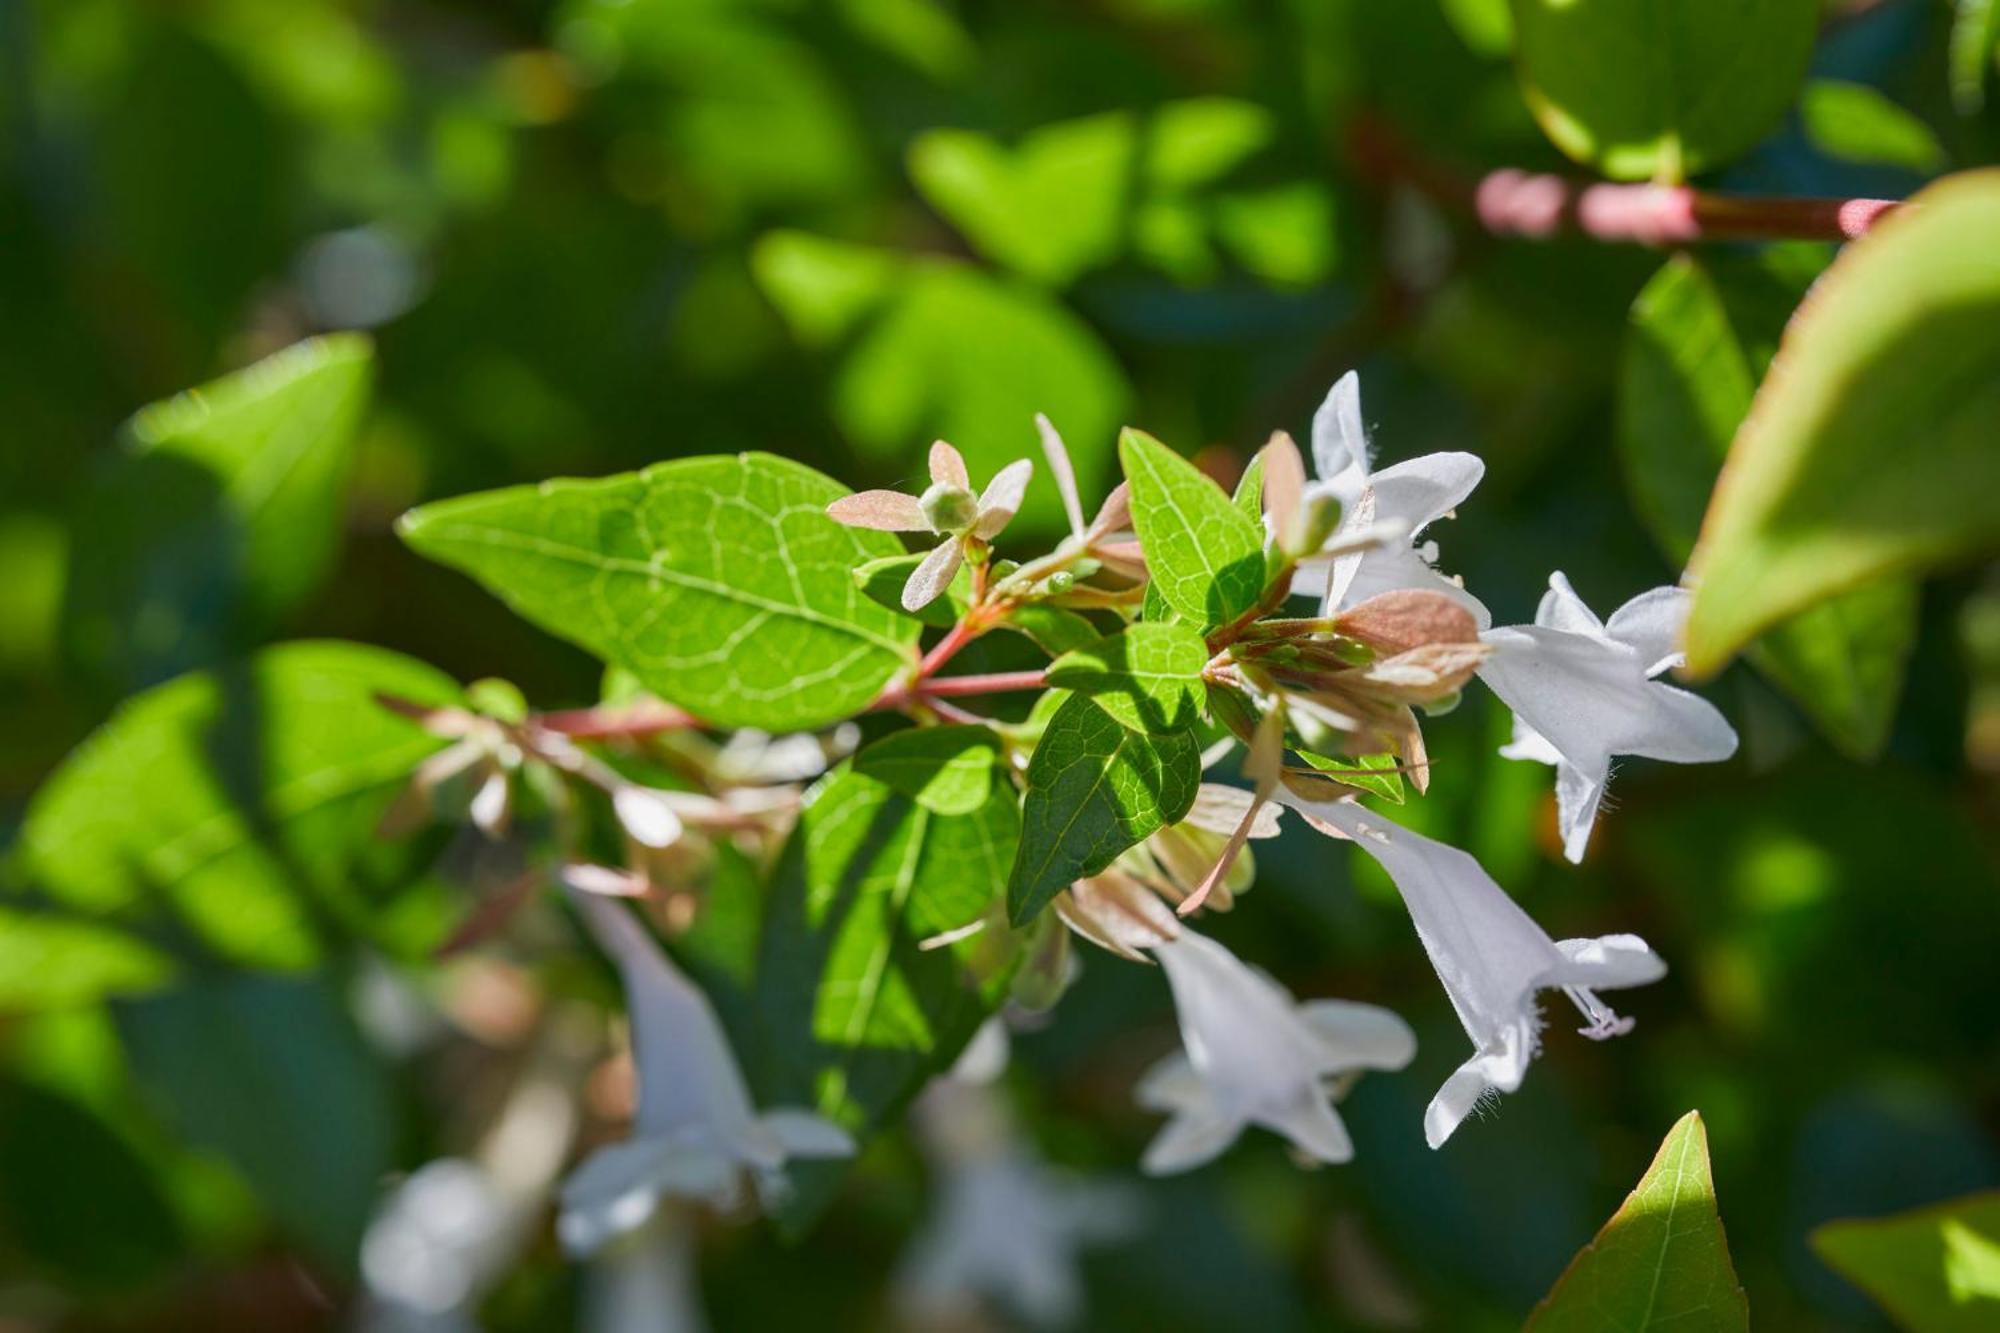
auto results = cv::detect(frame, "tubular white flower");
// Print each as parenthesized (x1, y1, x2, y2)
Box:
(1478, 573, 1738, 863)
(558, 891, 853, 1254)
(1290, 371, 1489, 626)
(1278, 792, 1666, 1150)
(1136, 927, 1415, 1174)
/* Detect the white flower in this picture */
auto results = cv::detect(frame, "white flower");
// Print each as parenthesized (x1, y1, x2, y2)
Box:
(558, 891, 854, 1254)
(1137, 927, 1415, 1173)
(582, 1209, 709, 1333)
(825, 440, 1032, 610)
(1277, 791, 1666, 1150)
(1291, 371, 1488, 626)
(1478, 573, 1738, 863)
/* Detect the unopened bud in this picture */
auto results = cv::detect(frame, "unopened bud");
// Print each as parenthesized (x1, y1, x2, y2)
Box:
(466, 677, 528, 724)
(1043, 570, 1075, 595)
(1297, 492, 1343, 555)
(1420, 689, 1462, 718)
(919, 481, 979, 533)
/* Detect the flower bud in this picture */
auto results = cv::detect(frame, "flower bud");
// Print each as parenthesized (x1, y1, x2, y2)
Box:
(919, 481, 980, 533)
(1297, 491, 1342, 556)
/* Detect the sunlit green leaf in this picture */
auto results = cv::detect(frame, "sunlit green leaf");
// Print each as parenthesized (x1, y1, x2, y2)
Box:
(1950, 0, 2000, 114)
(1007, 693, 1200, 924)
(0, 913, 175, 1013)
(1621, 251, 1917, 755)
(751, 230, 903, 348)
(1801, 81, 1945, 174)
(1300, 750, 1406, 804)
(11, 641, 459, 974)
(1527, 1110, 1748, 1331)
(754, 761, 1019, 1230)
(1509, 0, 1818, 180)
(851, 726, 1003, 814)
(399, 453, 919, 730)
(1814, 1191, 2000, 1332)
(64, 335, 373, 689)
(1686, 172, 2000, 674)
(1119, 428, 1265, 631)
(1046, 622, 1209, 733)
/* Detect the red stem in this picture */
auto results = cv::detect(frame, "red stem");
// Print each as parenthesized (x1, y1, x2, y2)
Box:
(1349, 115, 1903, 246)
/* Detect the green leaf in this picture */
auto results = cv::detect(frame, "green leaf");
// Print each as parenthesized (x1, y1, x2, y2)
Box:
(1801, 80, 1945, 175)
(0, 913, 175, 1013)
(851, 726, 1003, 814)
(1232, 452, 1266, 523)
(399, 453, 919, 730)
(855, 551, 969, 627)
(907, 100, 1272, 288)
(1007, 694, 1200, 924)
(1813, 1191, 2000, 1332)
(1950, 0, 2000, 114)
(116, 973, 395, 1270)
(1527, 1110, 1748, 1331)
(11, 641, 459, 975)
(1685, 171, 2000, 675)
(1119, 428, 1266, 631)
(1300, 751, 1406, 804)
(750, 230, 903, 347)
(1003, 603, 1103, 657)
(63, 335, 373, 688)
(1509, 0, 1818, 181)
(1620, 251, 1918, 756)
(831, 260, 1129, 529)
(754, 762, 1019, 1230)
(1046, 622, 1209, 733)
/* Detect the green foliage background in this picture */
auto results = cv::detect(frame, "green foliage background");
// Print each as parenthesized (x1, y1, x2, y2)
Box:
(0, 0, 1996, 1328)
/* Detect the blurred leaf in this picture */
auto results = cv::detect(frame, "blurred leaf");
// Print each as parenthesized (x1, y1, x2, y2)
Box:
(1685, 172, 2000, 675)
(1046, 622, 1209, 733)
(1509, 0, 1818, 180)
(11, 641, 458, 976)
(0, 912, 174, 1012)
(1526, 1110, 1748, 1331)
(834, 0, 976, 80)
(1120, 427, 1265, 630)
(752, 231, 904, 348)
(1801, 81, 1945, 174)
(908, 100, 1272, 287)
(851, 725, 1002, 814)
(1215, 182, 1339, 288)
(1007, 693, 1199, 924)
(117, 973, 395, 1271)
(1814, 1191, 2000, 1331)
(399, 454, 918, 730)
(1621, 252, 1917, 755)
(1951, 0, 2000, 114)
(0, 514, 65, 674)
(754, 762, 1018, 1230)
(64, 335, 374, 690)
(834, 261, 1129, 525)
(0, 1078, 183, 1290)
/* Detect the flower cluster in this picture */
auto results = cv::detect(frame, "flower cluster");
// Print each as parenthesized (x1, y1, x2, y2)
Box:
(379, 369, 1738, 1275)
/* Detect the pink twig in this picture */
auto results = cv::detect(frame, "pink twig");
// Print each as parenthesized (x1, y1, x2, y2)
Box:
(1472, 170, 1899, 245)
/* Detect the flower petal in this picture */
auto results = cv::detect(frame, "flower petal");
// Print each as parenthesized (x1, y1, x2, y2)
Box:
(1140, 1109, 1242, 1176)
(929, 440, 970, 489)
(1553, 758, 1607, 864)
(758, 1108, 858, 1159)
(1088, 482, 1132, 540)
(1535, 571, 1604, 636)
(1311, 370, 1371, 480)
(614, 785, 685, 849)
(1423, 1026, 1534, 1149)
(1551, 934, 1667, 989)
(1185, 784, 1284, 839)
(974, 458, 1034, 538)
(1036, 413, 1086, 539)
(1624, 682, 1739, 765)
(827, 490, 929, 531)
(1296, 1000, 1418, 1072)
(902, 540, 965, 611)
(1604, 585, 1692, 675)
(1365, 451, 1484, 536)
(1261, 1089, 1355, 1165)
